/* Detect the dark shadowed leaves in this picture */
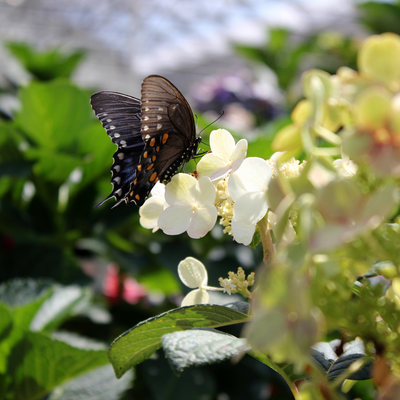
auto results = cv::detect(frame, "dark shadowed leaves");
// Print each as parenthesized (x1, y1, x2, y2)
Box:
(311, 339, 372, 381)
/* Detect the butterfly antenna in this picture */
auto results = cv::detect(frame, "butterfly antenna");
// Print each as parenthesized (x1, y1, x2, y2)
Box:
(198, 110, 225, 139)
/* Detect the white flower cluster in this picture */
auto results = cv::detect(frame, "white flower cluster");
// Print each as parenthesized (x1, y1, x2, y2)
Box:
(139, 129, 307, 245)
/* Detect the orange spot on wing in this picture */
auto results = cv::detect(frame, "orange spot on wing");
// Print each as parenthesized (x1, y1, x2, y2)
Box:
(152, 155, 156, 162)
(150, 138, 156, 146)
(147, 163, 154, 170)
(135, 194, 140, 200)
(162, 134, 169, 144)
(150, 172, 157, 181)
(137, 165, 142, 171)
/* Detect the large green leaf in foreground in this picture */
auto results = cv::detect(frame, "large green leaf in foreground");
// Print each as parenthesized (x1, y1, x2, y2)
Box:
(108, 304, 249, 378)
(7, 331, 108, 400)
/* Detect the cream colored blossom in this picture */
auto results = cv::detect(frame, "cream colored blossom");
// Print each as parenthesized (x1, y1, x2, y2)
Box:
(219, 278, 237, 295)
(158, 174, 217, 239)
(139, 182, 167, 232)
(267, 152, 307, 179)
(197, 129, 247, 181)
(178, 257, 209, 306)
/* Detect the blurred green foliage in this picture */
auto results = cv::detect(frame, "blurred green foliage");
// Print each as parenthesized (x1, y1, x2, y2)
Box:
(0, 279, 133, 400)
(6, 42, 85, 81)
(235, 28, 358, 107)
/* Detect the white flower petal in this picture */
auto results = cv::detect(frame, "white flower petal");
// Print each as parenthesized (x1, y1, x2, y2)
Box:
(139, 196, 165, 230)
(178, 257, 208, 288)
(229, 157, 271, 201)
(150, 182, 166, 198)
(270, 151, 286, 161)
(233, 191, 269, 224)
(231, 218, 256, 246)
(195, 176, 216, 206)
(187, 206, 218, 238)
(158, 205, 192, 235)
(181, 288, 209, 306)
(230, 139, 248, 171)
(165, 173, 196, 205)
(209, 129, 236, 160)
(333, 158, 358, 177)
(197, 130, 247, 181)
(197, 153, 227, 178)
(210, 165, 232, 181)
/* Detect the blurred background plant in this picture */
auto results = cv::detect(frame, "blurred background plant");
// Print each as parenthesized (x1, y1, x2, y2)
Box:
(1, 0, 400, 399)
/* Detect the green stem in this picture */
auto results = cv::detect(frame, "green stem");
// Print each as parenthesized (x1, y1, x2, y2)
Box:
(257, 216, 274, 265)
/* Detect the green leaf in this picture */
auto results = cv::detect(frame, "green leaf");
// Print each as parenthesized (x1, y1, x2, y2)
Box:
(0, 279, 54, 374)
(358, 2, 400, 36)
(77, 123, 114, 186)
(108, 304, 249, 378)
(7, 42, 85, 81)
(0, 303, 13, 374)
(0, 279, 53, 308)
(139, 267, 180, 295)
(248, 351, 279, 374)
(0, 303, 12, 339)
(269, 28, 289, 52)
(249, 229, 261, 249)
(15, 80, 93, 152)
(7, 331, 108, 400)
(25, 148, 83, 182)
(51, 331, 107, 351)
(162, 328, 250, 373)
(30, 285, 91, 332)
(47, 365, 133, 400)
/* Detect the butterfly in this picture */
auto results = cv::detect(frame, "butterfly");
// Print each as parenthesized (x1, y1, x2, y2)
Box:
(91, 75, 202, 208)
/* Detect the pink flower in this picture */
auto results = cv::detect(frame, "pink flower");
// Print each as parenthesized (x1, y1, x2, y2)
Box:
(122, 276, 147, 304)
(103, 264, 120, 305)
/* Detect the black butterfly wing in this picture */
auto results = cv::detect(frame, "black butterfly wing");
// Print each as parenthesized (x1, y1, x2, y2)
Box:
(90, 91, 145, 208)
(125, 75, 200, 206)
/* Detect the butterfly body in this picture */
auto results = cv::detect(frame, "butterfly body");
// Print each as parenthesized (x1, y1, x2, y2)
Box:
(91, 75, 201, 208)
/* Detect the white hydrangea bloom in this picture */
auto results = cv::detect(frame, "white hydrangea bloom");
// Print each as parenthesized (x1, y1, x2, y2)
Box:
(178, 257, 209, 306)
(139, 182, 167, 232)
(267, 152, 307, 179)
(228, 157, 272, 245)
(231, 218, 257, 246)
(197, 129, 248, 181)
(158, 174, 217, 239)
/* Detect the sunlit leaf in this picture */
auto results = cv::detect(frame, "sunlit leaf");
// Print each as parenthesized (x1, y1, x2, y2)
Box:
(108, 304, 249, 378)
(162, 328, 250, 373)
